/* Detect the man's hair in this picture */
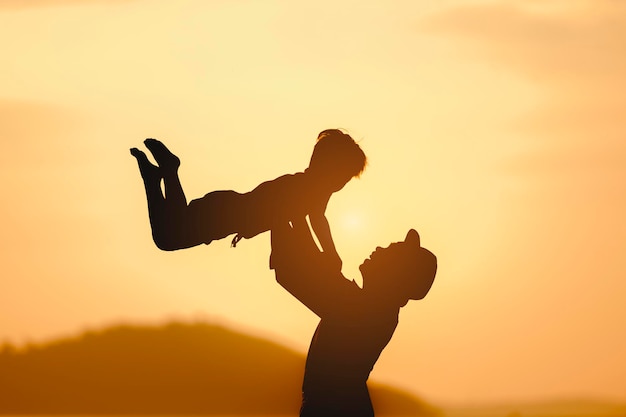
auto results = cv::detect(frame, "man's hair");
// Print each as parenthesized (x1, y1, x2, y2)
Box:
(407, 247, 437, 300)
(309, 129, 367, 178)
(391, 231, 437, 301)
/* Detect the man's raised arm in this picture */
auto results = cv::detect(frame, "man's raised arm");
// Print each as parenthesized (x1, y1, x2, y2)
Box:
(270, 221, 348, 318)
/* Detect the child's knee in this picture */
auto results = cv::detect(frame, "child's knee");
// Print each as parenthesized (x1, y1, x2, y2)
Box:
(152, 231, 179, 251)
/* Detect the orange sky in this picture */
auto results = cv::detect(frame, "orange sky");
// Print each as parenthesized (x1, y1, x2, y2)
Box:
(1, 0, 625, 406)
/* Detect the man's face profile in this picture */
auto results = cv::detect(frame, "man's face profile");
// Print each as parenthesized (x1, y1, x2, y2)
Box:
(360, 230, 436, 301)
(360, 242, 411, 289)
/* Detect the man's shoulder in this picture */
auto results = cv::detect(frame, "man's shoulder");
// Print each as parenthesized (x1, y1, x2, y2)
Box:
(347, 279, 362, 292)
(330, 277, 364, 300)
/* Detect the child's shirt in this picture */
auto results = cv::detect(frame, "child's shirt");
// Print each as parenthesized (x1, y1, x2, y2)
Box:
(238, 171, 331, 239)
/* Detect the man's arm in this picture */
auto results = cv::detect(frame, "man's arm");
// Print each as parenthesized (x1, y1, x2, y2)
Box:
(271, 221, 352, 318)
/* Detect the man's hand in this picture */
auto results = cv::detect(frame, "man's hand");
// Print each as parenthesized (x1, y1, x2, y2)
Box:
(270, 220, 320, 271)
(271, 220, 346, 318)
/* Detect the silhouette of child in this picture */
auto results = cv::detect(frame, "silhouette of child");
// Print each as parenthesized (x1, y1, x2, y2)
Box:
(130, 129, 366, 270)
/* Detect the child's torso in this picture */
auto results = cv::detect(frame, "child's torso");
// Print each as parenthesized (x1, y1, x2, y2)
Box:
(238, 172, 329, 237)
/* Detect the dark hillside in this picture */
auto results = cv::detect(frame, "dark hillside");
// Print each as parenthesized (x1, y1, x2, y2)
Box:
(0, 321, 438, 415)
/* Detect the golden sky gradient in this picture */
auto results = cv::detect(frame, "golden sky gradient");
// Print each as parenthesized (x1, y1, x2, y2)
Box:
(1, 0, 624, 405)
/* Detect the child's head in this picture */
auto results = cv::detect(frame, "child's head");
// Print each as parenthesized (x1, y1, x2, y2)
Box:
(308, 129, 367, 191)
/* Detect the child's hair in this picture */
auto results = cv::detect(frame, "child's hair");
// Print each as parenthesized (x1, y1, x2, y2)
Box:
(309, 129, 367, 178)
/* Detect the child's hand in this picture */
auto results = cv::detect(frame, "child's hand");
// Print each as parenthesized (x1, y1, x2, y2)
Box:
(324, 250, 343, 272)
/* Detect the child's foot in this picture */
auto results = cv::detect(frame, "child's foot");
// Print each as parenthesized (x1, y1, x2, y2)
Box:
(144, 138, 181, 173)
(130, 148, 161, 181)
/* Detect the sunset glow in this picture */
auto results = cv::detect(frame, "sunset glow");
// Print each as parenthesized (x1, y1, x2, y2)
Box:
(1, 0, 625, 407)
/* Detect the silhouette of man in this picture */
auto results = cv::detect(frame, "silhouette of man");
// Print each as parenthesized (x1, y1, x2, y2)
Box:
(270, 220, 437, 417)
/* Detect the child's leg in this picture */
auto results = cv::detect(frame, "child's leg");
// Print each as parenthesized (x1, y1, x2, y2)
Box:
(130, 147, 174, 250)
(132, 139, 212, 250)
(144, 138, 187, 210)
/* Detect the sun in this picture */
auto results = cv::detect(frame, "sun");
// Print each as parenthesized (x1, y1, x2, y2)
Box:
(338, 211, 364, 233)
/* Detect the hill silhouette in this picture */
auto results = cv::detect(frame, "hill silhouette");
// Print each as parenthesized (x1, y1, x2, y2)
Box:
(0, 321, 439, 415)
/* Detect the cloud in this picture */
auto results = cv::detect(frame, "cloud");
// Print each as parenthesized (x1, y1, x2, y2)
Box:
(423, 2, 626, 84)
(0, 0, 133, 10)
(421, 2, 626, 175)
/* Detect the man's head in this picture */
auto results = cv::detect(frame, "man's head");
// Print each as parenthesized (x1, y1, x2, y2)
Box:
(359, 229, 437, 306)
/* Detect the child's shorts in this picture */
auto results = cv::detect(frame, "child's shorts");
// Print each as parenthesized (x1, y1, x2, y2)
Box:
(186, 190, 245, 244)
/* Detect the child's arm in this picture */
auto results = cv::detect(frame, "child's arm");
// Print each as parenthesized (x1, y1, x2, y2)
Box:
(309, 208, 342, 271)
